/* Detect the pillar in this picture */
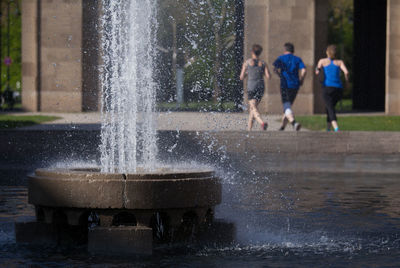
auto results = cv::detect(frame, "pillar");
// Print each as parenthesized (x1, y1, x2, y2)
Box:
(21, 0, 40, 111)
(21, 0, 100, 112)
(39, 0, 83, 112)
(313, 0, 329, 114)
(386, 0, 400, 115)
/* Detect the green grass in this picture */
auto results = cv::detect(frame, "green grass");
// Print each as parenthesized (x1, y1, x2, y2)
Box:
(158, 101, 237, 111)
(296, 115, 400, 131)
(0, 115, 60, 129)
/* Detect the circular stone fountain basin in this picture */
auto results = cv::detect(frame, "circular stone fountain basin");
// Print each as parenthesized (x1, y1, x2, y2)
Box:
(28, 168, 222, 210)
(21, 167, 227, 255)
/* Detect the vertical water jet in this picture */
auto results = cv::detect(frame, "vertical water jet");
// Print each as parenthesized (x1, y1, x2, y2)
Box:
(99, 0, 158, 173)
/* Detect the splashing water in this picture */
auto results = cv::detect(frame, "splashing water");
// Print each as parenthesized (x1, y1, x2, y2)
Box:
(99, 0, 158, 173)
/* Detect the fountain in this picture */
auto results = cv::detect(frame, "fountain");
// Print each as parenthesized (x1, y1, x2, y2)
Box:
(15, 0, 225, 255)
(4, 0, 400, 265)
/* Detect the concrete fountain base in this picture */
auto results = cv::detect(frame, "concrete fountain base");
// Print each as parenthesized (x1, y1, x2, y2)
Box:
(15, 168, 227, 255)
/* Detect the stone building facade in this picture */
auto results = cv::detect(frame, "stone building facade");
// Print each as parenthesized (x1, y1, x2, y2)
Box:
(21, 0, 400, 115)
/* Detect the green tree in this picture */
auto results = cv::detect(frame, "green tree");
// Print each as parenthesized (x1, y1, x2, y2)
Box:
(157, 0, 190, 101)
(157, 0, 237, 106)
(0, 0, 21, 105)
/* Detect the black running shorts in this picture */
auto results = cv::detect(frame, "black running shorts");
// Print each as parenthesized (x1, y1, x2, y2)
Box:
(280, 88, 298, 104)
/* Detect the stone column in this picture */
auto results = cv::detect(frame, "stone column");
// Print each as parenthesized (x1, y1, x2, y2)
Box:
(386, 0, 400, 115)
(313, 0, 329, 114)
(39, 0, 83, 112)
(244, 0, 316, 115)
(21, 0, 40, 111)
(21, 0, 100, 112)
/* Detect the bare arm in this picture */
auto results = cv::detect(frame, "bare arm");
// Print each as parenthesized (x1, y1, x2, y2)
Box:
(264, 64, 271, 80)
(299, 68, 306, 86)
(340, 60, 349, 82)
(315, 59, 323, 75)
(239, 62, 247, 81)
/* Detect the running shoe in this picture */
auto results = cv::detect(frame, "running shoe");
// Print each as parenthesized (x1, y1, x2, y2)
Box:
(261, 122, 268, 131)
(293, 122, 301, 131)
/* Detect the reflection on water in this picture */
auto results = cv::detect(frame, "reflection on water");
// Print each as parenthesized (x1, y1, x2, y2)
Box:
(0, 187, 34, 221)
(1, 173, 400, 267)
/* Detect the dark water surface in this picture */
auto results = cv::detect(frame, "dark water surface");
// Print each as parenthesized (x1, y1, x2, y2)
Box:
(1, 172, 400, 267)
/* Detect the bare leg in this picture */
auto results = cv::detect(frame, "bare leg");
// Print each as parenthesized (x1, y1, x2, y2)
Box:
(247, 110, 255, 131)
(280, 114, 288, 130)
(249, 99, 265, 126)
(331, 120, 339, 131)
(284, 108, 301, 131)
(285, 112, 295, 123)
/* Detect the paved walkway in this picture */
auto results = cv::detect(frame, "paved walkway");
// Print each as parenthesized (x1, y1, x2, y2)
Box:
(7, 112, 304, 132)
(5, 111, 388, 131)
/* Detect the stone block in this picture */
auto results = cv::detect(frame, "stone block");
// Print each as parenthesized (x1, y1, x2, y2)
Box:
(270, 0, 296, 8)
(244, 5, 268, 58)
(88, 226, 152, 255)
(21, 0, 38, 60)
(42, 47, 82, 63)
(245, 0, 268, 7)
(389, 35, 400, 49)
(296, 133, 337, 153)
(387, 79, 400, 94)
(41, 62, 82, 90)
(21, 89, 39, 112)
(388, 55, 400, 79)
(266, 79, 280, 94)
(28, 171, 125, 209)
(21, 0, 39, 112)
(386, 89, 400, 115)
(269, 6, 292, 21)
(300, 77, 314, 94)
(124, 176, 222, 209)
(291, 6, 310, 20)
(264, 93, 282, 114)
(389, 2, 400, 21)
(40, 90, 82, 112)
(292, 93, 313, 114)
(22, 62, 36, 77)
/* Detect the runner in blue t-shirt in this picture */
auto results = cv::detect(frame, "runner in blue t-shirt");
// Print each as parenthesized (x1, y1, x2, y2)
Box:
(273, 43, 306, 131)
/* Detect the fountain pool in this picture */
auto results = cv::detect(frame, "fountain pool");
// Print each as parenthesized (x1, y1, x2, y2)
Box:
(2, 172, 400, 266)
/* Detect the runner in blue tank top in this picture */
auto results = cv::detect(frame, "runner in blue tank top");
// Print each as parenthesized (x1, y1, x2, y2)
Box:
(316, 45, 349, 132)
